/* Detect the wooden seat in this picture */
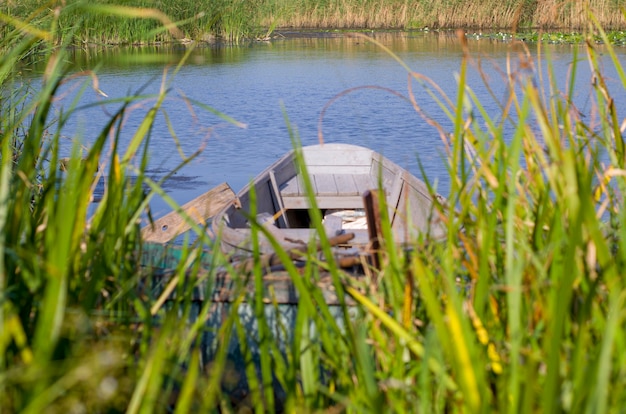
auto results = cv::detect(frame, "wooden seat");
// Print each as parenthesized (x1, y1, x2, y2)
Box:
(280, 173, 377, 209)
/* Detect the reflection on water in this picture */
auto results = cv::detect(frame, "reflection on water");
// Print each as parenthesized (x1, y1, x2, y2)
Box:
(38, 32, 626, 217)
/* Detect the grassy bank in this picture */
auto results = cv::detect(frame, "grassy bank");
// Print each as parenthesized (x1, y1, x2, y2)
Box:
(1, 0, 625, 45)
(2, 4, 626, 413)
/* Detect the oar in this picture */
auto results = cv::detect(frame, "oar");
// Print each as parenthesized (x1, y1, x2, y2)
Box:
(141, 182, 236, 243)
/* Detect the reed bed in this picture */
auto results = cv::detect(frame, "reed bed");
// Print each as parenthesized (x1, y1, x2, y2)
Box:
(2, 4, 626, 413)
(1, 0, 626, 46)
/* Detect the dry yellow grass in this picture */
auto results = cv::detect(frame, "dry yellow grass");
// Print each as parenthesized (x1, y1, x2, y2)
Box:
(262, 0, 625, 30)
(2, 1, 625, 47)
(534, 0, 624, 29)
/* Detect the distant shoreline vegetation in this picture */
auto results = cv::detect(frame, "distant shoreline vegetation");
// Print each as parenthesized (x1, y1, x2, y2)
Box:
(1, 0, 625, 45)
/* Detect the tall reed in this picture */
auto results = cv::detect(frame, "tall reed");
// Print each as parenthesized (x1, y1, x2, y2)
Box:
(339, 29, 626, 411)
(2, 0, 626, 46)
(2, 2, 626, 412)
(0, 5, 239, 412)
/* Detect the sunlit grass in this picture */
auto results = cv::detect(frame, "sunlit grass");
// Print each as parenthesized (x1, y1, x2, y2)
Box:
(2, 3, 626, 413)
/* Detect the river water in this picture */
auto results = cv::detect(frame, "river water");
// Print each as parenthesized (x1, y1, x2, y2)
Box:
(44, 31, 626, 217)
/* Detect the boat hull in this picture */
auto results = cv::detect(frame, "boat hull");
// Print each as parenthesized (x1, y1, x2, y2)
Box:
(210, 143, 445, 257)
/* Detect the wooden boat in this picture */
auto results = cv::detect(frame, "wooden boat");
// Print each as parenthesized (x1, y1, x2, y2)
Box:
(141, 144, 447, 405)
(210, 143, 446, 260)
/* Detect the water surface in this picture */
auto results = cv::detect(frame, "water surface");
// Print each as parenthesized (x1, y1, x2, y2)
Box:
(46, 32, 626, 217)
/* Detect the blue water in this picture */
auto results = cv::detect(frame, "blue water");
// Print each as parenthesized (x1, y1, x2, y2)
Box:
(45, 32, 626, 217)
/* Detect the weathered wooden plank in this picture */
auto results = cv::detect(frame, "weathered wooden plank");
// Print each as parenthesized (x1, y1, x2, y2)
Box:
(371, 158, 399, 189)
(280, 175, 301, 197)
(254, 180, 278, 216)
(270, 157, 298, 187)
(141, 182, 236, 243)
(303, 145, 372, 167)
(313, 174, 338, 196)
(333, 174, 359, 196)
(269, 170, 290, 228)
(351, 174, 376, 195)
(282, 195, 368, 210)
(307, 165, 371, 175)
(281, 174, 376, 210)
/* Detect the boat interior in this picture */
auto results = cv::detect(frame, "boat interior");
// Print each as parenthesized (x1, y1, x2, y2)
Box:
(214, 144, 443, 254)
